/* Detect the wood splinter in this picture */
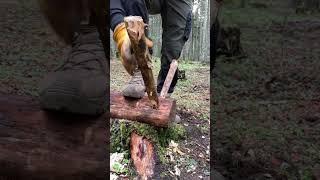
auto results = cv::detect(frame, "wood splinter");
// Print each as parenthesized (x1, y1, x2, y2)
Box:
(124, 16, 159, 109)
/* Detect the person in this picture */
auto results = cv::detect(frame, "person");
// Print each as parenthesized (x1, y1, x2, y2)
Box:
(38, 0, 192, 117)
(111, 0, 192, 99)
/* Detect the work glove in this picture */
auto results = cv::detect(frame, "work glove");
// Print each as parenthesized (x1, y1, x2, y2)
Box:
(113, 22, 153, 75)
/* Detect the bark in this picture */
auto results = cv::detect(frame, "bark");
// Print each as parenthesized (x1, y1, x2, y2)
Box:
(110, 92, 176, 127)
(0, 94, 107, 179)
(124, 16, 159, 109)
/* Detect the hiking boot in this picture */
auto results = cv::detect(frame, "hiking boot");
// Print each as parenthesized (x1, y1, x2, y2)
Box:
(122, 70, 146, 98)
(39, 25, 108, 115)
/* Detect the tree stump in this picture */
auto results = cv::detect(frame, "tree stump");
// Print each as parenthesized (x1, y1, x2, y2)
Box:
(0, 94, 108, 179)
(217, 25, 246, 58)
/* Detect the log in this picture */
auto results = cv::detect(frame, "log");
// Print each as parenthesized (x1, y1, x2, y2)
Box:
(0, 94, 107, 180)
(124, 16, 159, 109)
(110, 92, 176, 127)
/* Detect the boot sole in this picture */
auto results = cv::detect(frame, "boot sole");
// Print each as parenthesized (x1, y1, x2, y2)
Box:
(39, 90, 107, 116)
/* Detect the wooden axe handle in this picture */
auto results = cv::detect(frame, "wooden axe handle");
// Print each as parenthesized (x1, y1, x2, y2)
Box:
(160, 60, 178, 98)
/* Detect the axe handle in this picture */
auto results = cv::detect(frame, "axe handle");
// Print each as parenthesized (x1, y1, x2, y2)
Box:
(160, 60, 178, 98)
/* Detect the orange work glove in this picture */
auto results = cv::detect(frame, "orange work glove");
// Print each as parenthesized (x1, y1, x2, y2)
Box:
(113, 22, 137, 75)
(113, 22, 153, 75)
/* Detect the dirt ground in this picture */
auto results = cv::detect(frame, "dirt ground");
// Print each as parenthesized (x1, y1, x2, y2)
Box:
(0, 0, 211, 179)
(213, 1, 320, 179)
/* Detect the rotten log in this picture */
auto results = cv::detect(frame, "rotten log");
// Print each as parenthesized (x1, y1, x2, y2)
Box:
(0, 94, 107, 179)
(130, 132, 155, 180)
(110, 92, 176, 127)
(124, 16, 159, 109)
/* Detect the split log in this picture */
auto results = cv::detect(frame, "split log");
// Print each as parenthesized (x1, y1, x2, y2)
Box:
(124, 16, 159, 109)
(110, 92, 176, 127)
(130, 132, 155, 180)
(0, 94, 107, 180)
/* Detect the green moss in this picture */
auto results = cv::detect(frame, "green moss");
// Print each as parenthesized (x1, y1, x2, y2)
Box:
(111, 121, 187, 164)
(166, 124, 187, 142)
(110, 121, 135, 153)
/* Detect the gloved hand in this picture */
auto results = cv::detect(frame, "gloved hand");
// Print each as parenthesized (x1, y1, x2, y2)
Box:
(113, 22, 153, 75)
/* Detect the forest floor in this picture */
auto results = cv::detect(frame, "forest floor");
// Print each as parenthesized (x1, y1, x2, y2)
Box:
(0, 0, 211, 179)
(213, 1, 320, 180)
